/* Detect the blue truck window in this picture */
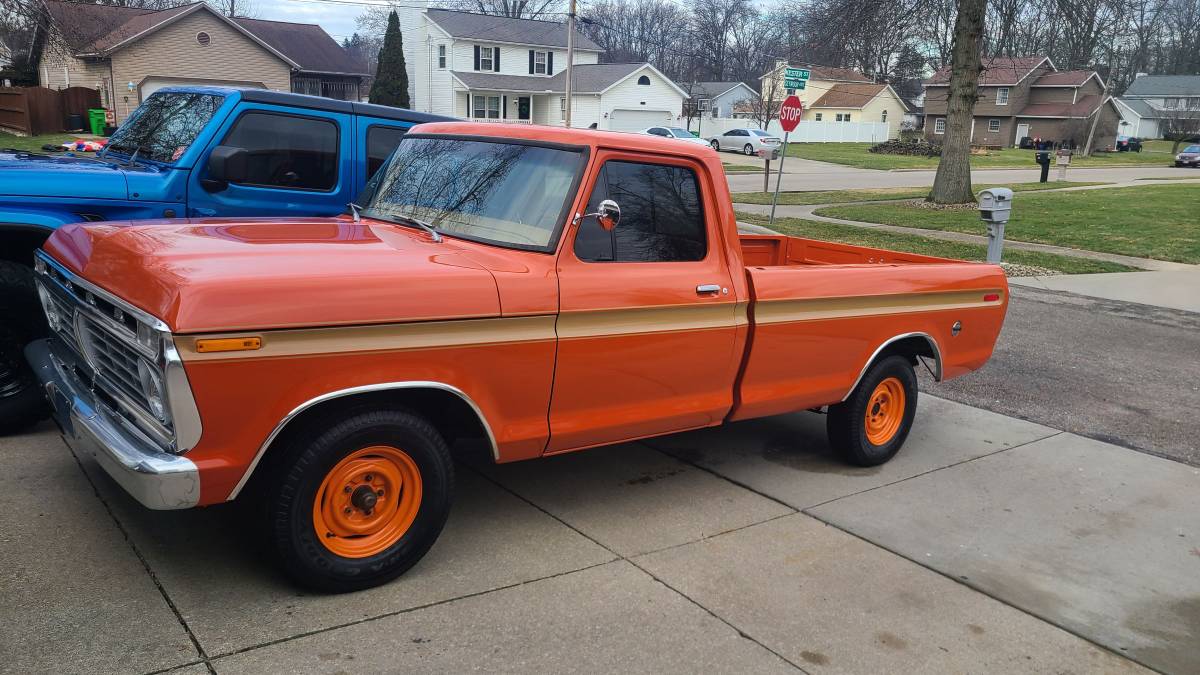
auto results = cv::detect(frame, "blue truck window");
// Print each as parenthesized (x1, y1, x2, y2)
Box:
(105, 92, 223, 163)
(222, 112, 339, 191)
(367, 126, 407, 176)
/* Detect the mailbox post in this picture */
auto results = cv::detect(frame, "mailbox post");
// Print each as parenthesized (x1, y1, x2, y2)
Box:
(758, 146, 779, 193)
(977, 188, 1012, 264)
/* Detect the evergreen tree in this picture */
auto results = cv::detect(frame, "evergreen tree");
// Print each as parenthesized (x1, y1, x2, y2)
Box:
(369, 11, 410, 108)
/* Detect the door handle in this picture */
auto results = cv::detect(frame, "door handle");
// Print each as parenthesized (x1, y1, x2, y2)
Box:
(696, 284, 722, 295)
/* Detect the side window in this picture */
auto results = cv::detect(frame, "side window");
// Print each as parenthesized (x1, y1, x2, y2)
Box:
(366, 125, 407, 177)
(221, 112, 338, 191)
(574, 160, 706, 263)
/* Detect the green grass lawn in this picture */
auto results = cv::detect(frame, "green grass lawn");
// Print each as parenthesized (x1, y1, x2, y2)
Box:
(0, 132, 94, 153)
(815, 184, 1200, 263)
(731, 181, 1109, 205)
(738, 213, 1133, 274)
(783, 142, 1178, 170)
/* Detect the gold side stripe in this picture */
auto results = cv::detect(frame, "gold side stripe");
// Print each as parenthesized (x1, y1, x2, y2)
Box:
(754, 289, 1004, 325)
(176, 315, 557, 362)
(556, 302, 742, 339)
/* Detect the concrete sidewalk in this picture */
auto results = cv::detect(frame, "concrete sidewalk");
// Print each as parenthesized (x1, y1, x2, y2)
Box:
(3, 394, 1196, 673)
(1011, 269, 1200, 313)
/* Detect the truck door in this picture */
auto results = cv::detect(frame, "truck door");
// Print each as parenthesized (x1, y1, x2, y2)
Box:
(547, 152, 742, 452)
(187, 105, 354, 218)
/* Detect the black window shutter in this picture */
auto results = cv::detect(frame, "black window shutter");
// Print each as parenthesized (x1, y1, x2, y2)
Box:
(474, 45, 480, 70)
(493, 47, 500, 72)
(502, 95, 508, 118)
(547, 52, 553, 75)
(529, 50, 535, 74)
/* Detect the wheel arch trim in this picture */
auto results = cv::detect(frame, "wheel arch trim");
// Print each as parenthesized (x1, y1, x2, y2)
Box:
(227, 381, 499, 501)
(840, 332, 942, 403)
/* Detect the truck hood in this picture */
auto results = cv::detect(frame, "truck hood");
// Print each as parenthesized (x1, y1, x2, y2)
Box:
(44, 218, 502, 333)
(0, 150, 131, 199)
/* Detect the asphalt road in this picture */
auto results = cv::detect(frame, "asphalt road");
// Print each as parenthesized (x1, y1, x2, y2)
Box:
(918, 284, 1200, 466)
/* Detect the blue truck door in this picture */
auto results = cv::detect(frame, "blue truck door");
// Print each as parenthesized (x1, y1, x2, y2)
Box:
(187, 103, 355, 218)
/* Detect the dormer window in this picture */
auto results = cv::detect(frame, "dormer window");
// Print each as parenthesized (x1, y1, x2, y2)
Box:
(996, 87, 1010, 105)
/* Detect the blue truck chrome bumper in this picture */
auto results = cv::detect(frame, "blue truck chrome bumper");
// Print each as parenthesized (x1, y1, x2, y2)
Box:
(25, 339, 200, 509)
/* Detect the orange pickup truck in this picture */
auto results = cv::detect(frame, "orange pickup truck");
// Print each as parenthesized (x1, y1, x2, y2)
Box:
(27, 122, 1007, 591)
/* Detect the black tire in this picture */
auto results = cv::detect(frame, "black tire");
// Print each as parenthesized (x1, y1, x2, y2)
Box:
(262, 408, 454, 593)
(826, 355, 918, 467)
(0, 260, 49, 435)
(710, 139, 720, 151)
(743, 143, 755, 156)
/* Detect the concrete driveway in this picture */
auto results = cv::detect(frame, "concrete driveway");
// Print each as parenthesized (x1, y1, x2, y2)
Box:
(4, 388, 1196, 673)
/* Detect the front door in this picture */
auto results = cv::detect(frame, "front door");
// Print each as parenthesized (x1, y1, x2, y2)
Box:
(518, 96, 531, 121)
(547, 151, 742, 452)
(1016, 123, 1030, 145)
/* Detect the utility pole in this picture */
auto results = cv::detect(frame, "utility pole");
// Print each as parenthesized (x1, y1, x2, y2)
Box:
(1082, 86, 1108, 157)
(565, 0, 575, 127)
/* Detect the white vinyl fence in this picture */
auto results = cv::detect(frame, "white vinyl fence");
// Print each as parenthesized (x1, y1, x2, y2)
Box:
(691, 117, 891, 143)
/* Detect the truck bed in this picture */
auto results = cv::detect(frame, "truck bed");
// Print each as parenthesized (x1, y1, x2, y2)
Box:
(739, 233, 959, 267)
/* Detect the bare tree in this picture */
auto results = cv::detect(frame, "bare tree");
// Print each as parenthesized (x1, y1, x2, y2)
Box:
(748, 74, 783, 131)
(928, 0, 985, 205)
(1160, 108, 1200, 152)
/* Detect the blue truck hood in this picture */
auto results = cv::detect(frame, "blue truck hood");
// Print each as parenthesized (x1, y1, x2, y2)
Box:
(0, 150, 130, 199)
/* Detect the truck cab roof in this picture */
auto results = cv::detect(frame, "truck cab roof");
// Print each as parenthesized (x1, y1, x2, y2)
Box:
(154, 86, 456, 124)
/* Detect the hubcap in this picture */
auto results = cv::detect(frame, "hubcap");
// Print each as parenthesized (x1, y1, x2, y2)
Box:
(864, 377, 906, 446)
(312, 445, 423, 558)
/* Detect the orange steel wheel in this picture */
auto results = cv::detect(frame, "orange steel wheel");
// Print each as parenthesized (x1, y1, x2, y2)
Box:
(313, 445, 423, 558)
(864, 377, 906, 446)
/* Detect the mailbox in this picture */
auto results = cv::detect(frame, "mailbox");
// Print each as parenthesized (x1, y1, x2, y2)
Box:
(977, 187, 1012, 224)
(758, 147, 780, 161)
(977, 188, 1013, 263)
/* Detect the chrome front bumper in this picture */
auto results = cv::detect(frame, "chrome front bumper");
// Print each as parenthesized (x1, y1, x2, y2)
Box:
(25, 339, 200, 509)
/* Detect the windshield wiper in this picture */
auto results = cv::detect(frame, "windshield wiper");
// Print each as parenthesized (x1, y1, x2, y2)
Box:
(377, 212, 443, 243)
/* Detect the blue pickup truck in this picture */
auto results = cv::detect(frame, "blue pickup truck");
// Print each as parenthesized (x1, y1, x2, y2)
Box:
(0, 86, 451, 432)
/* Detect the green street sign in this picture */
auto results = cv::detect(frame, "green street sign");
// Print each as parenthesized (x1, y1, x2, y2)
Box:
(785, 67, 810, 80)
(784, 78, 807, 90)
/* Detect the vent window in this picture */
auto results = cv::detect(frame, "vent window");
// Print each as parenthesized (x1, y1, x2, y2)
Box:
(196, 32, 210, 47)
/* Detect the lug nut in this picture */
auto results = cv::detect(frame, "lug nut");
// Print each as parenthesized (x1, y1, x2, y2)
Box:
(344, 486, 352, 493)
(344, 507, 352, 514)
(364, 474, 373, 482)
(376, 489, 384, 496)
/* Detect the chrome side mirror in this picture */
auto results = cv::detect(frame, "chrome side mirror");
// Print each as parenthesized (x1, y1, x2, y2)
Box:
(580, 199, 621, 231)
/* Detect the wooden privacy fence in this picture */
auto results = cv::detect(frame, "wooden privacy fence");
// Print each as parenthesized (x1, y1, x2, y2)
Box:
(0, 86, 101, 136)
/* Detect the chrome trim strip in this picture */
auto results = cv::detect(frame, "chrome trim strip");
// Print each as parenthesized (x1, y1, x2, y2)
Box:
(26, 339, 200, 509)
(840, 332, 943, 402)
(163, 339, 203, 452)
(227, 381, 500, 501)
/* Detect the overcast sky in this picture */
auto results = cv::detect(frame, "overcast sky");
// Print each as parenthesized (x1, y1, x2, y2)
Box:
(254, 0, 366, 42)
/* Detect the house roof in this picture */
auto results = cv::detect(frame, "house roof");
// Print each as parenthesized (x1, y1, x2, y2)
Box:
(809, 82, 886, 109)
(1018, 94, 1109, 118)
(451, 63, 686, 97)
(767, 62, 871, 83)
(42, 0, 366, 75)
(926, 55, 1051, 86)
(1124, 75, 1200, 97)
(426, 8, 600, 51)
(1032, 70, 1100, 87)
(1115, 97, 1157, 117)
(691, 81, 757, 98)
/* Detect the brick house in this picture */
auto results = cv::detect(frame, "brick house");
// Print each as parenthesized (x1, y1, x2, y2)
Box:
(36, 1, 368, 123)
(922, 56, 1122, 148)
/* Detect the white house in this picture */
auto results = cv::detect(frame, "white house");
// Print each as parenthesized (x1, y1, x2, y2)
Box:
(689, 81, 758, 118)
(1116, 75, 1200, 139)
(395, 4, 688, 130)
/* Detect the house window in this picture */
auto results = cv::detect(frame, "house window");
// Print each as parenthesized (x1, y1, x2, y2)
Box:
(437, 45, 446, 69)
(473, 95, 500, 119)
(814, 112, 822, 121)
(534, 51, 547, 74)
(574, 161, 706, 263)
(560, 96, 567, 120)
(996, 87, 1010, 105)
(476, 45, 498, 72)
(881, 109, 888, 123)
(836, 113, 851, 122)
(637, 75, 651, 85)
(988, 119, 1001, 132)
(935, 118, 946, 134)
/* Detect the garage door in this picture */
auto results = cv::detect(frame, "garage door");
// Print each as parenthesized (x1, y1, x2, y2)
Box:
(608, 109, 673, 132)
(139, 78, 266, 99)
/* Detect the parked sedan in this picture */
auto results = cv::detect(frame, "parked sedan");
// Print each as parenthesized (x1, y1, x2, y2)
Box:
(1175, 145, 1200, 167)
(640, 126, 711, 146)
(709, 128, 782, 155)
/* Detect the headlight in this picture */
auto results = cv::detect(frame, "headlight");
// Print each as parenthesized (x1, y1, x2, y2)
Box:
(137, 359, 167, 421)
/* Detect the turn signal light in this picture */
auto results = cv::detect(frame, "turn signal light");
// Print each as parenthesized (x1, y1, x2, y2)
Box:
(195, 337, 262, 353)
(983, 293, 1001, 302)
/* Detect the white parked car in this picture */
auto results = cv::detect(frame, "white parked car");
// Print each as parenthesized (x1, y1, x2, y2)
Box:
(640, 126, 711, 146)
(709, 128, 782, 155)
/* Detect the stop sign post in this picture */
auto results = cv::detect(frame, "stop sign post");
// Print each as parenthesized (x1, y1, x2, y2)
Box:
(769, 95, 804, 226)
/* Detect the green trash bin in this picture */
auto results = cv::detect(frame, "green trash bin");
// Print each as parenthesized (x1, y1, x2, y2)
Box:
(87, 109, 107, 136)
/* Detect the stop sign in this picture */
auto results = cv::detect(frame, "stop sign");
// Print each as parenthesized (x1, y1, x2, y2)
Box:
(778, 95, 804, 132)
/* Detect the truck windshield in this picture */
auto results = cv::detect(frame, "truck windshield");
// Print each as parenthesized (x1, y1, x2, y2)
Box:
(105, 92, 224, 164)
(365, 136, 583, 250)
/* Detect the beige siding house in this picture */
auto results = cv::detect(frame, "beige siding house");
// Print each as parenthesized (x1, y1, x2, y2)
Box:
(37, 1, 367, 123)
(758, 61, 907, 139)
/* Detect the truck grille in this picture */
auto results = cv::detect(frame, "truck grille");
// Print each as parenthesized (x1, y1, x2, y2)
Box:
(79, 319, 151, 412)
